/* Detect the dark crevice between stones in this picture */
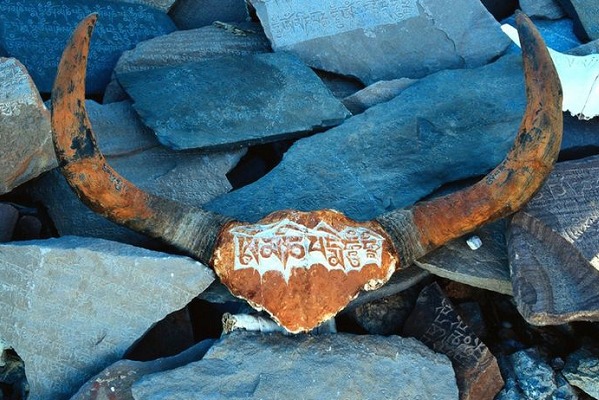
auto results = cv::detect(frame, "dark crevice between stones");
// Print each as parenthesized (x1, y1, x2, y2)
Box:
(0, 348, 29, 400)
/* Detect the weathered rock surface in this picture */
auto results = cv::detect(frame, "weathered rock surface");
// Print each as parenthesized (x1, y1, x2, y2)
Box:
(205, 54, 529, 222)
(558, 0, 599, 41)
(105, 0, 176, 12)
(117, 52, 349, 150)
(0, 0, 176, 93)
(168, 0, 249, 30)
(563, 346, 599, 398)
(503, 17, 581, 53)
(415, 220, 512, 295)
(71, 339, 216, 400)
(27, 100, 243, 246)
(404, 283, 504, 400)
(131, 331, 458, 399)
(519, 0, 566, 20)
(342, 78, 417, 115)
(561, 114, 599, 159)
(0, 236, 215, 400)
(0, 58, 56, 194)
(0, 203, 19, 242)
(508, 156, 599, 325)
(250, 0, 510, 85)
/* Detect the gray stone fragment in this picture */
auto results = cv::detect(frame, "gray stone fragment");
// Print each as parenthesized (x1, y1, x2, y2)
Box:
(102, 0, 177, 12)
(0, 236, 215, 400)
(0, 58, 57, 194)
(131, 331, 458, 399)
(558, 0, 599, 41)
(0, 203, 19, 242)
(205, 54, 529, 222)
(519, 0, 566, 19)
(563, 347, 599, 398)
(169, 0, 250, 30)
(343, 78, 417, 115)
(250, 0, 510, 84)
(27, 100, 243, 246)
(415, 220, 512, 295)
(117, 52, 350, 150)
(0, 0, 176, 94)
(508, 156, 599, 325)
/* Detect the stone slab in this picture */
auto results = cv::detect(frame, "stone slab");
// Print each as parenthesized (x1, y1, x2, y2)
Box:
(131, 331, 458, 399)
(557, 0, 599, 41)
(342, 78, 417, 115)
(415, 220, 512, 295)
(0, 58, 57, 194)
(563, 346, 599, 398)
(117, 52, 350, 150)
(250, 0, 510, 84)
(404, 282, 504, 400)
(169, 0, 249, 30)
(508, 155, 599, 325)
(519, 0, 566, 20)
(0, 236, 215, 400)
(27, 100, 243, 246)
(0, 0, 176, 93)
(205, 54, 529, 222)
(105, 0, 176, 12)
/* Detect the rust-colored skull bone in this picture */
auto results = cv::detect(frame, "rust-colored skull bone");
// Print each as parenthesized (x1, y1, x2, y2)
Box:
(51, 12, 563, 333)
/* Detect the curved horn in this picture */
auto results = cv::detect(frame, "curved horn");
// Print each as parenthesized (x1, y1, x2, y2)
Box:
(376, 11, 563, 265)
(51, 14, 233, 264)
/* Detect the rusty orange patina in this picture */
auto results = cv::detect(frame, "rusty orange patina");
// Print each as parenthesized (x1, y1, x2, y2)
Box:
(212, 210, 398, 333)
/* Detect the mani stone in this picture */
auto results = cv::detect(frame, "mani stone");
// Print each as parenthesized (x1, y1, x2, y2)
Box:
(403, 282, 504, 400)
(519, 0, 566, 20)
(0, 236, 215, 400)
(104, 0, 177, 12)
(415, 220, 512, 295)
(0, 0, 176, 94)
(0, 58, 57, 194)
(205, 54, 529, 222)
(168, 0, 250, 30)
(508, 155, 599, 325)
(117, 52, 350, 150)
(27, 100, 243, 246)
(249, 0, 510, 85)
(557, 0, 599, 41)
(131, 331, 458, 399)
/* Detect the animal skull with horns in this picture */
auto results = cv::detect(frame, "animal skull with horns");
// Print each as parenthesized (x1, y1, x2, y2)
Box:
(51, 12, 562, 333)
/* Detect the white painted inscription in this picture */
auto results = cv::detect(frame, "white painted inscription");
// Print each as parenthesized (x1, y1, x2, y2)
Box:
(230, 219, 384, 281)
(255, 0, 419, 47)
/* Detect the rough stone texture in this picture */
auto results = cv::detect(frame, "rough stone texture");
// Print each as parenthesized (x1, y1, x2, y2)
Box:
(0, 236, 215, 400)
(27, 100, 243, 247)
(104, 22, 271, 103)
(0, 203, 19, 242)
(563, 347, 599, 398)
(404, 283, 504, 400)
(169, 0, 249, 30)
(0, 58, 57, 194)
(560, 114, 599, 159)
(503, 17, 581, 53)
(104, 0, 176, 12)
(415, 220, 512, 295)
(508, 156, 599, 325)
(0, 0, 176, 93)
(249, 0, 510, 85)
(519, 0, 566, 19)
(117, 52, 350, 150)
(342, 78, 417, 115)
(205, 54, 529, 223)
(71, 339, 215, 400)
(558, 0, 599, 41)
(131, 331, 458, 399)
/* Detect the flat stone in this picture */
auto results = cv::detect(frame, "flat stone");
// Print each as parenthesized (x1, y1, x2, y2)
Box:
(104, 0, 176, 12)
(519, 0, 566, 20)
(131, 331, 458, 399)
(0, 0, 176, 93)
(205, 54, 529, 222)
(563, 346, 599, 398)
(71, 339, 215, 400)
(404, 282, 504, 400)
(117, 52, 350, 150)
(0, 236, 215, 400)
(560, 114, 599, 159)
(415, 220, 512, 295)
(503, 17, 581, 53)
(342, 78, 417, 115)
(508, 155, 599, 325)
(0, 58, 56, 194)
(26, 100, 243, 247)
(557, 0, 599, 41)
(250, 0, 510, 85)
(169, 0, 250, 30)
(0, 203, 19, 242)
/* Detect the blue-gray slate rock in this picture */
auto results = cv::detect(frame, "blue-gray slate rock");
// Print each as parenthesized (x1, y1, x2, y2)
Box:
(250, 0, 510, 85)
(131, 331, 458, 399)
(0, 0, 176, 93)
(563, 346, 599, 398)
(519, 0, 566, 20)
(168, 0, 249, 30)
(502, 17, 581, 53)
(117, 52, 350, 150)
(557, 0, 599, 41)
(205, 54, 530, 222)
